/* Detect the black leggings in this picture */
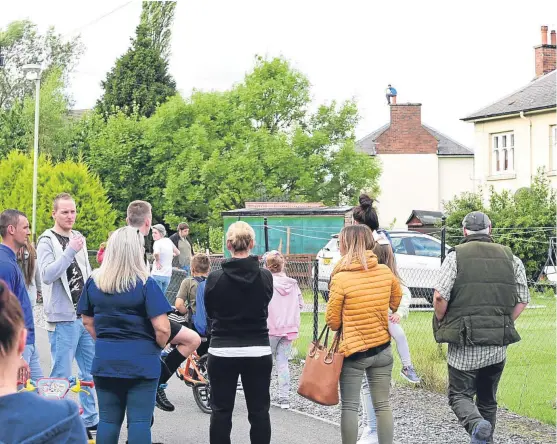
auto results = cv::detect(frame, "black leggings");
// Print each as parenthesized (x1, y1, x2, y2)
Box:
(208, 354, 272, 444)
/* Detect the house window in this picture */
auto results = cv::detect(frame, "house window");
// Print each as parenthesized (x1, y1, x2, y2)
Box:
(492, 132, 514, 174)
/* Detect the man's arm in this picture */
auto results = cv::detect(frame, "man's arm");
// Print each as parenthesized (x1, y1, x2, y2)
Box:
(432, 252, 457, 322)
(434, 291, 449, 321)
(512, 256, 530, 321)
(37, 238, 76, 285)
(512, 303, 528, 321)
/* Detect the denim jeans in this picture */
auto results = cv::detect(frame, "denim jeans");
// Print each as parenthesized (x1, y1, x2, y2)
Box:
(152, 275, 171, 295)
(448, 360, 505, 443)
(269, 336, 292, 401)
(23, 344, 44, 380)
(94, 376, 158, 444)
(340, 346, 393, 444)
(48, 318, 98, 427)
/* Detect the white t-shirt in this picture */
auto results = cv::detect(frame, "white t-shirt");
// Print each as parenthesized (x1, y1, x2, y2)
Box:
(152, 238, 174, 277)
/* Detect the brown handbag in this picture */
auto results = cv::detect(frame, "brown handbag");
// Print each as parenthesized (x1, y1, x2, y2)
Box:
(297, 325, 344, 406)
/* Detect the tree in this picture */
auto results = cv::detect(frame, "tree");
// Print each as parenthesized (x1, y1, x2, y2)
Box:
(140, 1, 176, 61)
(85, 111, 153, 221)
(443, 170, 556, 280)
(96, 23, 176, 118)
(0, 151, 116, 247)
(0, 69, 73, 161)
(0, 20, 83, 109)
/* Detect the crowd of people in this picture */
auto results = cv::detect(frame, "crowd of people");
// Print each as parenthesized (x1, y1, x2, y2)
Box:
(0, 192, 529, 444)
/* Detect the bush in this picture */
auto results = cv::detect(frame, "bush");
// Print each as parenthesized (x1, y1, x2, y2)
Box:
(0, 151, 117, 247)
(443, 170, 556, 280)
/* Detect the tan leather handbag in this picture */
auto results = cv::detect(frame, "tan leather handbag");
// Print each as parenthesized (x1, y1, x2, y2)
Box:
(297, 326, 344, 406)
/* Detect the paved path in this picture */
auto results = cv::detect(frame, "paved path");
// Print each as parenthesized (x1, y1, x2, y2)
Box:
(35, 327, 341, 444)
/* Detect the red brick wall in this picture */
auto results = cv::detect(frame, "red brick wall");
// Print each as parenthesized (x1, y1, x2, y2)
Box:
(375, 104, 438, 154)
(535, 45, 557, 78)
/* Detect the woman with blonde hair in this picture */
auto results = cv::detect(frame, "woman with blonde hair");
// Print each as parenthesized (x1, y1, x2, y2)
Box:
(77, 226, 172, 444)
(205, 221, 274, 444)
(326, 225, 402, 444)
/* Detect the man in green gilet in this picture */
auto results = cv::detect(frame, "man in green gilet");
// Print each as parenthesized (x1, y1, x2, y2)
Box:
(433, 211, 529, 444)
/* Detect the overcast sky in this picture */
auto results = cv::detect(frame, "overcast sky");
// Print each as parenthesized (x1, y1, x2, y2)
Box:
(2, 0, 556, 149)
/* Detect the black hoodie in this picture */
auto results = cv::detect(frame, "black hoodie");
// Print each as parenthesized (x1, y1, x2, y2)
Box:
(205, 256, 273, 348)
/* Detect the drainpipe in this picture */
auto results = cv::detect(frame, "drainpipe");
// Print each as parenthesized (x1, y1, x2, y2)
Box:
(520, 111, 533, 181)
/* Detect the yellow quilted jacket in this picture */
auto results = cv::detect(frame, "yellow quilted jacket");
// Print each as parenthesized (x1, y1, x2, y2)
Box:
(325, 251, 402, 357)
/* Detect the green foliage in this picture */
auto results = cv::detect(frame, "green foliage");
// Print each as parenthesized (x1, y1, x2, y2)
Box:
(0, 68, 75, 162)
(96, 23, 176, 118)
(0, 151, 117, 247)
(0, 20, 83, 109)
(87, 56, 380, 246)
(140, 1, 176, 61)
(209, 226, 224, 253)
(85, 111, 152, 222)
(443, 170, 557, 280)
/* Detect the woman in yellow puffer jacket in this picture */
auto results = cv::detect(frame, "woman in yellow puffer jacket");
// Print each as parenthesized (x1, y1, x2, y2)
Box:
(326, 225, 402, 444)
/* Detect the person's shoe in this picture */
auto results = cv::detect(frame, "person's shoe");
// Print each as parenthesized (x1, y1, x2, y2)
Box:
(357, 429, 378, 444)
(278, 399, 290, 409)
(400, 365, 421, 384)
(471, 420, 492, 444)
(155, 386, 175, 412)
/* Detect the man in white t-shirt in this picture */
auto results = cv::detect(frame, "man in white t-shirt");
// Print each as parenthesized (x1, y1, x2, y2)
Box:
(151, 224, 179, 295)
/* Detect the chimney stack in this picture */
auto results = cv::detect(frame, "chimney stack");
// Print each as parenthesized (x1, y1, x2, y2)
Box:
(534, 25, 556, 78)
(541, 25, 548, 45)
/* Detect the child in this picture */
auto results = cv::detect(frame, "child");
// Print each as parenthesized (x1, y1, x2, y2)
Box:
(264, 250, 304, 409)
(96, 231, 114, 265)
(174, 253, 211, 356)
(358, 238, 420, 444)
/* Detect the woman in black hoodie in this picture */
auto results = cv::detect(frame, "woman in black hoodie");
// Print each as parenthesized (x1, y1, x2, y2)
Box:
(205, 221, 274, 444)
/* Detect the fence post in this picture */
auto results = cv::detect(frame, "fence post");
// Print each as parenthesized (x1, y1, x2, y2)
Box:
(441, 216, 447, 265)
(264, 217, 269, 252)
(313, 259, 319, 342)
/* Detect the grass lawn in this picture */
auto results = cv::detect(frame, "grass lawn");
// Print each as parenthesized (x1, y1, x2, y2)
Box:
(294, 296, 556, 425)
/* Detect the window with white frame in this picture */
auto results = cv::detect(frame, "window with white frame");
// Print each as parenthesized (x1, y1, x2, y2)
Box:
(492, 132, 514, 174)
(550, 125, 557, 171)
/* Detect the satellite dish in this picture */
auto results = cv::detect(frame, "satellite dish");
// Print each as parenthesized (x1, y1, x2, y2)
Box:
(514, 187, 531, 199)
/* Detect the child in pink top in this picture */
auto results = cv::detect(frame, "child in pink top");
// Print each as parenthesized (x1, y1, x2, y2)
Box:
(264, 250, 303, 409)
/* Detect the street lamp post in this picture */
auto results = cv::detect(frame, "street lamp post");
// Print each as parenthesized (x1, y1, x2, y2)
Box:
(22, 64, 42, 243)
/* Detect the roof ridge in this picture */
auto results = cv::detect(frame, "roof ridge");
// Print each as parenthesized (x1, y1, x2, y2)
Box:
(422, 123, 474, 154)
(462, 70, 556, 120)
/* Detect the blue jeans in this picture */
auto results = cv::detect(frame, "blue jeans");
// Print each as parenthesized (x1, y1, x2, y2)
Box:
(48, 318, 98, 427)
(94, 376, 158, 444)
(152, 275, 171, 294)
(23, 344, 44, 380)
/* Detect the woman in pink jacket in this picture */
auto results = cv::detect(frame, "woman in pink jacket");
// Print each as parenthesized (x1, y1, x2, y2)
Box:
(264, 250, 303, 409)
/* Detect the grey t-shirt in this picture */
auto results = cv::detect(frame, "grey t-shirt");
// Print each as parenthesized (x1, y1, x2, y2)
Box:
(178, 237, 192, 267)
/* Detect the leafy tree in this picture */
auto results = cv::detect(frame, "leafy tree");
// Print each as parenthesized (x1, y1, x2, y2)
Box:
(0, 20, 83, 109)
(0, 151, 116, 247)
(96, 23, 176, 118)
(443, 170, 556, 280)
(140, 1, 176, 61)
(0, 69, 73, 161)
(85, 111, 153, 221)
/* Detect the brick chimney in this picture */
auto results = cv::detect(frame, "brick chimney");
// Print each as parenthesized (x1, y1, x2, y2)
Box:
(375, 103, 438, 154)
(535, 25, 556, 78)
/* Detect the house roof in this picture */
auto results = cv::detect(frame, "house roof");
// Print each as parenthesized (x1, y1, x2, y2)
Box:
(68, 109, 90, 119)
(356, 124, 473, 156)
(222, 206, 353, 217)
(406, 210, 445, 225)
(461, 70, 557, 121)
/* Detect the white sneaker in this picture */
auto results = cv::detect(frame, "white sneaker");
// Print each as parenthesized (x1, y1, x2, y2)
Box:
(357, 431, 378, 444)
(280, 402, 290, 409)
